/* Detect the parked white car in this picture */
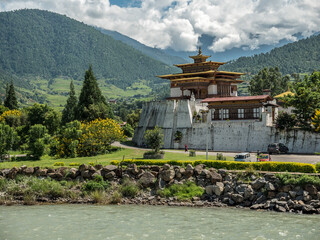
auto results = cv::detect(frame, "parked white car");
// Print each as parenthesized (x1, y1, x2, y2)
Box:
(234, 152, 253, 162)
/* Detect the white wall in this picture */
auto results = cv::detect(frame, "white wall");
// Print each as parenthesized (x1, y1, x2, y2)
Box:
(208, 84, 217, 95)
(133, 100, 320, 153)
(170, 87, 182, 97)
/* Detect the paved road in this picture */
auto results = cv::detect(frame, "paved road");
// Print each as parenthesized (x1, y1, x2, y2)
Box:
(113, 142, 320, 164)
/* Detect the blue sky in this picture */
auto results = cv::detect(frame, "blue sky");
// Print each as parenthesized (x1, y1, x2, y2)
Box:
(1, 0, 320, 52)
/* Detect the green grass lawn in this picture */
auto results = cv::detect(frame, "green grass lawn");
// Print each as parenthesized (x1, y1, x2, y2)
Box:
(1, 148, 233, 169)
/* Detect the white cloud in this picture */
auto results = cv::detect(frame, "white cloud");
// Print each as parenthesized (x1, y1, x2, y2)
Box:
(1, 0, 320, 52)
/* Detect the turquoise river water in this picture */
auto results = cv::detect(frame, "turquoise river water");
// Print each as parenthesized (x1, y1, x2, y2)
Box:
(1, 205, 320, 240)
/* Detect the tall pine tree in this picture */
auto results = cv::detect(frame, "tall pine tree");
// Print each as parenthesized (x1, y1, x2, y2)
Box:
(4, 81, 18, 110)
(62, 80, 78, 124)
(76, 66, 113, 121)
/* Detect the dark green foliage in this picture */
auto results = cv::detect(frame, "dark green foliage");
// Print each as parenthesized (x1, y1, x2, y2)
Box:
(248, 67, 289, 96)
(222, 33, 320, 75)
(27, 124, 48, 160)
(276, 173, 320, 187)
(120, 179, 140, 198)
(0, 123, 17, 160)
(122, 123, 134, 137)
(144, 126, 164, 153)
(76, 66, 113, 121)
(316, 163, 320, 173)
(126, 109, 141, 129)
(157, 181, 204, 200)
(4, 82, 18, 110)
(62, 80, 78, 124)
(81, 176, 109, 192)
(0, 105, 9, 115)
(0, 9, 175, 89)
(26, 103, 61, 134)
(174, 131, 182, 141)
(275, 112, 297, 130)
(283, 71, 320, 129)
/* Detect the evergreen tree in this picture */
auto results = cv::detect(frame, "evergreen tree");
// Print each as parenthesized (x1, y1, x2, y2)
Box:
(62, 80, 78, 125)
(77, 66, 113, 121)
(4, 81, 18, 110)
(248, 67, 289, 97)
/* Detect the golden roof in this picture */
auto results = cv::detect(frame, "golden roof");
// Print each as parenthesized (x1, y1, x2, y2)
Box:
(274, 90, 294, 98)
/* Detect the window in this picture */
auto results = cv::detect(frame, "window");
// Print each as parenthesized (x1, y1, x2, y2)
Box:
(238, 109, 244, 119)
(253, 108, 260, 118)
(219, 109, 229, 119)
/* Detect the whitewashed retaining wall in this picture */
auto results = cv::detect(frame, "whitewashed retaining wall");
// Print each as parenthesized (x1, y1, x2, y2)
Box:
(133, 100, 320, 154)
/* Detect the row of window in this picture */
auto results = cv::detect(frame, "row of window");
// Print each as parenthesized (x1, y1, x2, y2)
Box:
(213, 108, 261, 120)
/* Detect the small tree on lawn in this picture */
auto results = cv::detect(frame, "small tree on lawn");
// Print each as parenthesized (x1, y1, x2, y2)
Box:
(27, 124, 48, 160)
(0, 123, 17, 160)
(144, 126, 164, 153)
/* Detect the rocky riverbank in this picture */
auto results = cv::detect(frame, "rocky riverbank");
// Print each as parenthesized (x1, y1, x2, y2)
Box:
(1, 164, 320, 214)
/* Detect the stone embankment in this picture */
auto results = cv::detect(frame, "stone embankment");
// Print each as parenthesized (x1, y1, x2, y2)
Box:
(1, 164, 320, 214)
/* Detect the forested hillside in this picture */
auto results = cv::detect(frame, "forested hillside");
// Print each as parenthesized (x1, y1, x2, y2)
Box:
(222, 33, 320, 74)
(0, 9, 176, 89)
(98, 28, 186, 66)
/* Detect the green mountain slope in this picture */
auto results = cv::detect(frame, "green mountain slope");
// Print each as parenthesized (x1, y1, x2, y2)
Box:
(97, 28, 186, 66)
(0, 9, 176, 90)
(222, 33, 320, 75)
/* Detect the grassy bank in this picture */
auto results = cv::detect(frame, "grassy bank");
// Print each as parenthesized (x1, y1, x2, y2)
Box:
(0, 148, 233, 169)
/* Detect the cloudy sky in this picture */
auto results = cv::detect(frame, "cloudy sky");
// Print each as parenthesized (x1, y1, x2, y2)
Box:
(1, 0, 320, 52)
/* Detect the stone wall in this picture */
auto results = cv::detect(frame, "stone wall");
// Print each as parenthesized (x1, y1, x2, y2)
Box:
(1, 164, 320, 213)
(133, 100, 320, 154)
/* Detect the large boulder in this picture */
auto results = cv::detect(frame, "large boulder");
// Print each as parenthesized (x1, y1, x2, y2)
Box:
(78, 164, 88, 172)
(251, 178, 266, 190)
(213, 182, 224, 196)
(139, 172, 156, 188)
(184, 164, 194, 178)
(161, 169, 175, 182)
(244, 185, 254, 200)
(231, 193, 244, 203)
(208, 170, 222, 184)
(305, 184, 318, 196)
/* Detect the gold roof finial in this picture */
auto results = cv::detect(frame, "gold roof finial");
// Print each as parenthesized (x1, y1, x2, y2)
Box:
(198, 47, 202, 55)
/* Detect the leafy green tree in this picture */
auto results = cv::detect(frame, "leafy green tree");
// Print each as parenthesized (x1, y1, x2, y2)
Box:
(27, 103, 61, 135)
(275, 112, 297, 130)
(0, 123, 17, 160)
(27, 124, 48, 160)
(77, 66, 113, 121)
(4, 81, 18, 110)
(62, 80, 78, 125)
(283, 71, 320, 129)
(122, 123, 134, 137)
(52, 120, 82, 158)
(248, 67, 289, 96)
(127, 109, 141, 129)
(144, 126, 164, 153)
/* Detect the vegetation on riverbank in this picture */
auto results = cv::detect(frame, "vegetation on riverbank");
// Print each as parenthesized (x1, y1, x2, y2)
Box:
(111, 159, 317, 173)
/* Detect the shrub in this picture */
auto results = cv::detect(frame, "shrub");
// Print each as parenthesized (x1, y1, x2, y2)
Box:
(27, 124, 48, 160)
(110, 160, 317, 173)
(143, 150, 164, 159)
(81, 177, 109, 193)
(174, 131, 183, 141)
(77, 118, 125, 157)
(109, 190, 122, 204)
(189, 150, 196, 157)
(276, 173, 320, 187)
(69, 162, 81, 166)
(144, 126, 164, 153)
(276, 111, 297, 130)
(122, 123, 134, 137)
(157, 181, 204, 200)
(216, 153, 226, 160)
(316, 162, 320, 172)
(53, 162, 65, 166)
(120, 179, 140, 198)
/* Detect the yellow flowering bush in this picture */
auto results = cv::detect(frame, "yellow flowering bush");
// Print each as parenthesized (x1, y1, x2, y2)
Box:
(311, 109, 320, 132)
(0, 109, 25, 127)
(77, 118, 125, 157)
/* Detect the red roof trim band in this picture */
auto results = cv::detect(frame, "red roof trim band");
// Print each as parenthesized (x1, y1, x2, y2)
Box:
(201, 95, 273, 103)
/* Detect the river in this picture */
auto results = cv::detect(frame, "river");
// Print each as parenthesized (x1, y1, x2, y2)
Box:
(1, 205, 319, 240)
